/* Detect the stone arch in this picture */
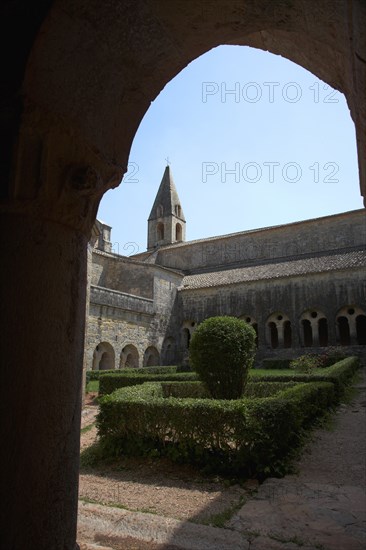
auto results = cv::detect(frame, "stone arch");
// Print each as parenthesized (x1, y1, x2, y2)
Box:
(120, 344, 139, 369)
(266, 313, 292, 349)
(300, 309, 328, 347)
(175, 222, 182, 241)
(143, 346, 160, 367)
(4, 3, 365, 548)
(336, 305, 366, 346)
(22, 4, 365, 205)
(92, 342, 115, 370)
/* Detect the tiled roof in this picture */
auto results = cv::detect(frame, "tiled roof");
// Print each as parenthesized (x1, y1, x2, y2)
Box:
(179, 250, 366, 290)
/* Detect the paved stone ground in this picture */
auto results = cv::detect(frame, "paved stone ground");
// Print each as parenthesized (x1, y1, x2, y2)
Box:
(78, 369, 366, 550)
(228, 368, 366, 550)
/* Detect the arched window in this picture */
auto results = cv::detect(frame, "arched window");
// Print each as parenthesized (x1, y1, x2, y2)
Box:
(266, 313, 291, 348)
(336, 306, 365, 346)
(157, 204, 163, 218)
(300, 310, 327, 347)
(156, 222, 164, 241)
(175, 223, 182, 241)
(175, 204, 181, 217)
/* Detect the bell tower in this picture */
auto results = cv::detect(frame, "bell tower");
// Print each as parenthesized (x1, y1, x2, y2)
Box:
(147, 166, 186, 250)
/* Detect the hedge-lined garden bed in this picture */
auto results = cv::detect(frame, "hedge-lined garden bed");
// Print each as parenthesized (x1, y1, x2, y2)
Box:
(160, 380, 298, 399)
(96, 357, 359, 477)
(99, 371, 197, 396)
(97, 357, 359, 397)
(250, 357, 360, 400)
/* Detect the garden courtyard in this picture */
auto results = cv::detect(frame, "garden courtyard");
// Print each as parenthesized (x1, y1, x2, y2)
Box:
(77, 350, 366, 550)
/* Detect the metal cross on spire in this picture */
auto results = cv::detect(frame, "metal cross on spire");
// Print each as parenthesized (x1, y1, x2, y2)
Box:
(165, 157, 170, 166)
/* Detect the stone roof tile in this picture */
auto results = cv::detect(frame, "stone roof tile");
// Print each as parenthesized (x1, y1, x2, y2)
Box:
(179, 250, 366, 290)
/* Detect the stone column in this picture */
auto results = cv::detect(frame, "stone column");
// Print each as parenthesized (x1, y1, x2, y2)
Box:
(311, 320, 319, 346)
(0, 213, 86, 550)
(277, 322, 284, 348)
(0, 111, 122, 550)
(349, 317, 358, 345)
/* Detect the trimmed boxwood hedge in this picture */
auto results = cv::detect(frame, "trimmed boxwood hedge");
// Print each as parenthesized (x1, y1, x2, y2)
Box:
(97, 380, 335, 477)
(160, 380, 298, 399)
(99, 371, 197, 395)
(86, 365, 185, 383)
(189, 316, 256, 399)
(250, 357, 360, 400)
(96, 356, 359, 477)
(98, 357, 359, 397)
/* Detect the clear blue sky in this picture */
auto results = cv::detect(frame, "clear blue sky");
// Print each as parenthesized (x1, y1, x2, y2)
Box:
(97, 45, 362, 257)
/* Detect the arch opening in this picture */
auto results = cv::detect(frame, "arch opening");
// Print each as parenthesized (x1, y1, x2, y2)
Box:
(120, 344, 139, 369)
(143, 346, 160, 367)
(92, 342, 115, 370)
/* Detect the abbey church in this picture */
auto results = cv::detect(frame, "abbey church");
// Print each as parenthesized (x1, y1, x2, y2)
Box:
(85, 166, 366, 371)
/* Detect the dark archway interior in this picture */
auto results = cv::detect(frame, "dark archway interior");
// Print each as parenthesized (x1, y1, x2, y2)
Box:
(338, 316, 351, 346)
(319, 318, 328, 347)
(356, 315, 366, 345)
(302, 319, 313, 347)
(269, 322, 278, 349)
(283, 320, 292, 348)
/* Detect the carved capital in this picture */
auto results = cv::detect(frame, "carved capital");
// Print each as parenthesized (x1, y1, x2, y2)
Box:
(1, 102, 125, 236)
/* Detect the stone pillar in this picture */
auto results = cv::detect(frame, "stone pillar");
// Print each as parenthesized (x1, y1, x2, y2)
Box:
(277, 323, 284, 347)
(349, 317, 358, 345)
(291, 321, 300, 348)
(327, 318, 336, 346)
(0, 213, 87, 550)
(0, 105, 122, 549)
(311, 320, 319, 346)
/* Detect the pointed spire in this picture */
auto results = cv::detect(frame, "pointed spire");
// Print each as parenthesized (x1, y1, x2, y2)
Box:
(147, 166, 186, 250)
(148, 166, 185, 221)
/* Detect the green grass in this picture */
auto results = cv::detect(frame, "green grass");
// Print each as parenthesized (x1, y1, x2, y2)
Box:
(86, 380, 99, 393)
(80, 423, 95, 434)
(198, 495, 247, 528)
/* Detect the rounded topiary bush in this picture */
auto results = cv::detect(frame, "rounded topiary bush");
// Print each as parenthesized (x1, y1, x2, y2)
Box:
(189, 316, 256, 399)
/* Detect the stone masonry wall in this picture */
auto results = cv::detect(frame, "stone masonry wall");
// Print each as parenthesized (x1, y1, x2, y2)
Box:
(155, 210, 365, 273)
(178, 267, 366, 359)
(85, 255, 183, 370)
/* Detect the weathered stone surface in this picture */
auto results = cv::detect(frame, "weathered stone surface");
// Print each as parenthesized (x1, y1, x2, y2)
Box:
(1, 1, 365, 549)
(85, 202, 366, 369)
